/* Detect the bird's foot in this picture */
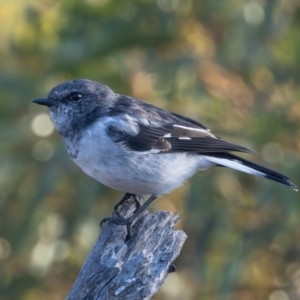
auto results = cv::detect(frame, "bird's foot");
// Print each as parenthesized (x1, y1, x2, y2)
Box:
(113, 193, 131, 211)
(111, 210, 133, 225)
(100, 211, 134, 240)
(100, 195, 157, 241)
(132, 194, 143, 210)
(100, 217, 112, 228)
(113, 193, 142, 211)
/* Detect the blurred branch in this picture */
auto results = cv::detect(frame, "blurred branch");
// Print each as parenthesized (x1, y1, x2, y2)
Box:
(66, 198, 187, 300)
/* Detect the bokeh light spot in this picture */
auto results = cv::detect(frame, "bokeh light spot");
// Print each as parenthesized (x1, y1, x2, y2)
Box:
(38, 213, 65, 240)
(32, 140, 54, 161)
(269, 290, 289, 300)
(53, 240, 69, 262)
(75, 218, 99, 255)
(29, 214, 67, 275)
(244, 2, 265, 25)
(30, 240, 57, 275)
(31, 113, 54, 137)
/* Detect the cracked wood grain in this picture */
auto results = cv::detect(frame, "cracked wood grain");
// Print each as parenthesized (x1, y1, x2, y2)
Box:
(66, 197, 187, 300)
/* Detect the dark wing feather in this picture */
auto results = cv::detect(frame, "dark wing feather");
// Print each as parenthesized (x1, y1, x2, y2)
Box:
(171, 112, 210, 130)
(167, 137, 254, 153)
(107, 124, 172, 152)
(107, 123, 255, 154)
(107, 96, 254, 154)
(207, 153, 297, 190)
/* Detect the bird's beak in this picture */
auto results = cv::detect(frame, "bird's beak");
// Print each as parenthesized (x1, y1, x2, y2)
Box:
(32, 97, 54, 107)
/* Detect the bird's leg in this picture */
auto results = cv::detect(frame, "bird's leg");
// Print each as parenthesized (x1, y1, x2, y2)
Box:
(113, 193, 133, 211)
(132, 194, 143, 210)
(112, 195, 157, 240)
(113, 193, 143, 211)
(100, 195, 157, 240)
(100, 193, 143, 228)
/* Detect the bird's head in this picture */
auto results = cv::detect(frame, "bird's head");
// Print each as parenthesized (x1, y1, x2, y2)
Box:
(32, 79, 116, 137)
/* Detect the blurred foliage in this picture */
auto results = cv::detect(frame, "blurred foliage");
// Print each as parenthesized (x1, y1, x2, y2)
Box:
(0, 0, 300, 299)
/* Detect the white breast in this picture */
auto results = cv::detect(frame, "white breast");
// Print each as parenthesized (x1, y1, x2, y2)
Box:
(63, 118, 214, 196)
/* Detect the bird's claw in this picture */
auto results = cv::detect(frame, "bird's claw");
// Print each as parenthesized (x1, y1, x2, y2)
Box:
(111, 211, 132, 225)
(100, 217, 112, 228)
(99, 212, 129, 227)
(100, 211, 133, 240)
(100, 195, 156, 241)
(113, 194, 142, 212)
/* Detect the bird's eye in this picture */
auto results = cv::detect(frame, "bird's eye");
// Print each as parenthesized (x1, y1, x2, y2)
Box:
(69, 92, 82, 101)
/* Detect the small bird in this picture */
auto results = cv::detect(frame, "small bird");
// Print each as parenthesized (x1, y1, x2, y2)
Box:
(33, 79, 298, 239)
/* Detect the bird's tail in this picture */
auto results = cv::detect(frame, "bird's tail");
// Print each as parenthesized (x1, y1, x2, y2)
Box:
(204, 153, 298, 191)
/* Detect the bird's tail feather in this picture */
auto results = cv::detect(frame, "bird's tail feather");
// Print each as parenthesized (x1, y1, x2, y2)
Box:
(204, 153, 298, 191)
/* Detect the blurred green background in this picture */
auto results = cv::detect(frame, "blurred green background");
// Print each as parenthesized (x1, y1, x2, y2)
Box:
(0, 0, 300, 299)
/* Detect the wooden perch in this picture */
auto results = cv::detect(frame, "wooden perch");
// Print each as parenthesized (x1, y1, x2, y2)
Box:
(66, 197, 187, 300)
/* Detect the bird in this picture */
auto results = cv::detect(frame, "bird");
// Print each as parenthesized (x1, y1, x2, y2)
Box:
(32, 79, 298, 239)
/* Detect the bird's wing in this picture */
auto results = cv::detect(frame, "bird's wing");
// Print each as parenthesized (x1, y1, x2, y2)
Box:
(105, 110, 255, 154)
(170, 112, 210, 130)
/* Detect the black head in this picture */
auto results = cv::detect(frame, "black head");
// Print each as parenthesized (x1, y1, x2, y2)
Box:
(32, 79, 116, 137)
